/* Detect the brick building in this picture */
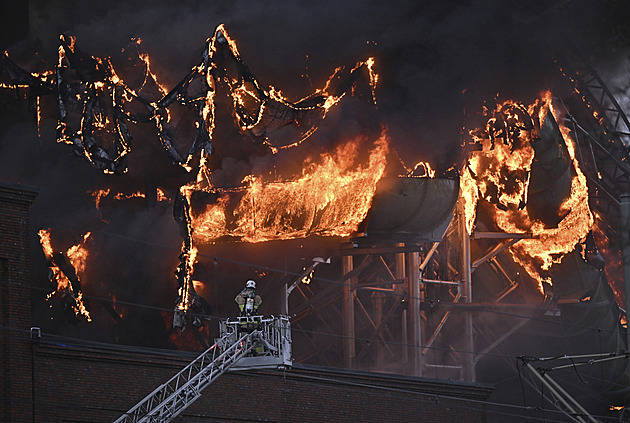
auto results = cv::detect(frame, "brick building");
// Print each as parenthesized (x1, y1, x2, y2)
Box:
(0, 182, 37, 423)
(0, 182, 494, 422)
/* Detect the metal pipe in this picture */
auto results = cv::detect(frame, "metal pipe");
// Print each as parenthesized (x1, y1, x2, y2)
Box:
(420, 278, 461, 286)
(280, 283, 288, 315)
(408, 251, 422, 376)
(622, 193, 630, 352)
(459, 200, 475, 381)
(402, 309, 408, 364)
(543, 372, 600, 423)
(419, 242, 440, 271)
(472, 238, 520, 269)
(395, 243, 406, 297)
(342, 255, 356, 369)
(422, 291, 462, 355)
(524, 362, 588, 423)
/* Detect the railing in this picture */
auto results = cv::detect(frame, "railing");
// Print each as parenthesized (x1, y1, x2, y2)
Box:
(219, 315, 292, 370)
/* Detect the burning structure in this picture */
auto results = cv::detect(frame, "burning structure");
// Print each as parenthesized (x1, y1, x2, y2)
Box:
(2, 2, 630, 421)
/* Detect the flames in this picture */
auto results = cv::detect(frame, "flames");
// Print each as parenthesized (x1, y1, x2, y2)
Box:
(404, 161, 436, 178)
(463, 92, 593, 289)
(90, 187, 172, 209)
(187, 131, 389, 244)
(38, 229, 92, 322)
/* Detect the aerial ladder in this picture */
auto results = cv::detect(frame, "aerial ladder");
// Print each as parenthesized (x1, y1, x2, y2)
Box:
(114, 315, 292, 423)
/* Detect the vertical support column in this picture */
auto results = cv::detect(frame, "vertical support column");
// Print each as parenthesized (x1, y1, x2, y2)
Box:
(402, 309, 408, 365)
(621, 193, 630, 352)
(395, 243, 406, 296)
(396, 244, 407, 364)
(342, 255, 356, 369)
(459, 200, 475, 381)
(371, 291, 386, 368)
(408, 251, 423, 376)
(280, 283, 288, 315)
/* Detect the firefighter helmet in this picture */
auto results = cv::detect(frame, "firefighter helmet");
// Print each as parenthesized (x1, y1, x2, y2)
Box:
(246, 280, 256, 289)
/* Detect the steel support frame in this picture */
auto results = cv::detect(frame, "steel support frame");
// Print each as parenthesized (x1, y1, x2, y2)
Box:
(560, 58, 630, 233)
(342, 255, 356, 369)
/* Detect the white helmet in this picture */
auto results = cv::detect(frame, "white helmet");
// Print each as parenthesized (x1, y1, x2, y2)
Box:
(246, 280, 256, 289)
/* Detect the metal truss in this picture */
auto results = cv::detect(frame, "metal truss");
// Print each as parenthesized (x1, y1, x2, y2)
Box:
(560, 57, 630, 229)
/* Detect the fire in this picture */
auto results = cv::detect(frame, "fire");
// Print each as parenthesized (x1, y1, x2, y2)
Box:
(37, 229, 92, 322)
(175, 244, 198, 312)
(189, 130, 389, 244)
(405, 161, 436, 178)
(91, 188, 111, 209)
(67, 232, 91, 273)
(114, 191, 145, 200)
(157, 187, 170, 202)
(463, 92, 593, 289)
(301, 269, 315, 285)
(131, 38, 169, 97)
(90, 188, 171, 210)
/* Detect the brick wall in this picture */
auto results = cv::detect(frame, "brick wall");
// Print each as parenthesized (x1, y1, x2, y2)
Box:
(32, 340, 492, 423)
(0, 182, 38, 423)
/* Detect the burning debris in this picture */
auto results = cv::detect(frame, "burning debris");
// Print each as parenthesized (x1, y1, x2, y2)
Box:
(463, 92, 593, 291)
(2, 24, 382, 327)
(38, 229, 92, 323)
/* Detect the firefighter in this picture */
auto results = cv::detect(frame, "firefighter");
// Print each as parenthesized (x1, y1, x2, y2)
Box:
(235, 280, 262, 316)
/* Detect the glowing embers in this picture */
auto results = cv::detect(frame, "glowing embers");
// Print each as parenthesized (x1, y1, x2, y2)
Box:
(38, 229, 92, 322)
(463, 92, 593, 289)
(186, 131, 389, 244)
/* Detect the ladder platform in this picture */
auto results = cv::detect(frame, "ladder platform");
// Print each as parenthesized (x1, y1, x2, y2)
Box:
(218, 315, 293, 371)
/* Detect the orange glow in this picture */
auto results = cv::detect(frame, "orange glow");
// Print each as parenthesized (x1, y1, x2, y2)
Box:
(157, 187, 171, 202)
(90, 188, 172, 210)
